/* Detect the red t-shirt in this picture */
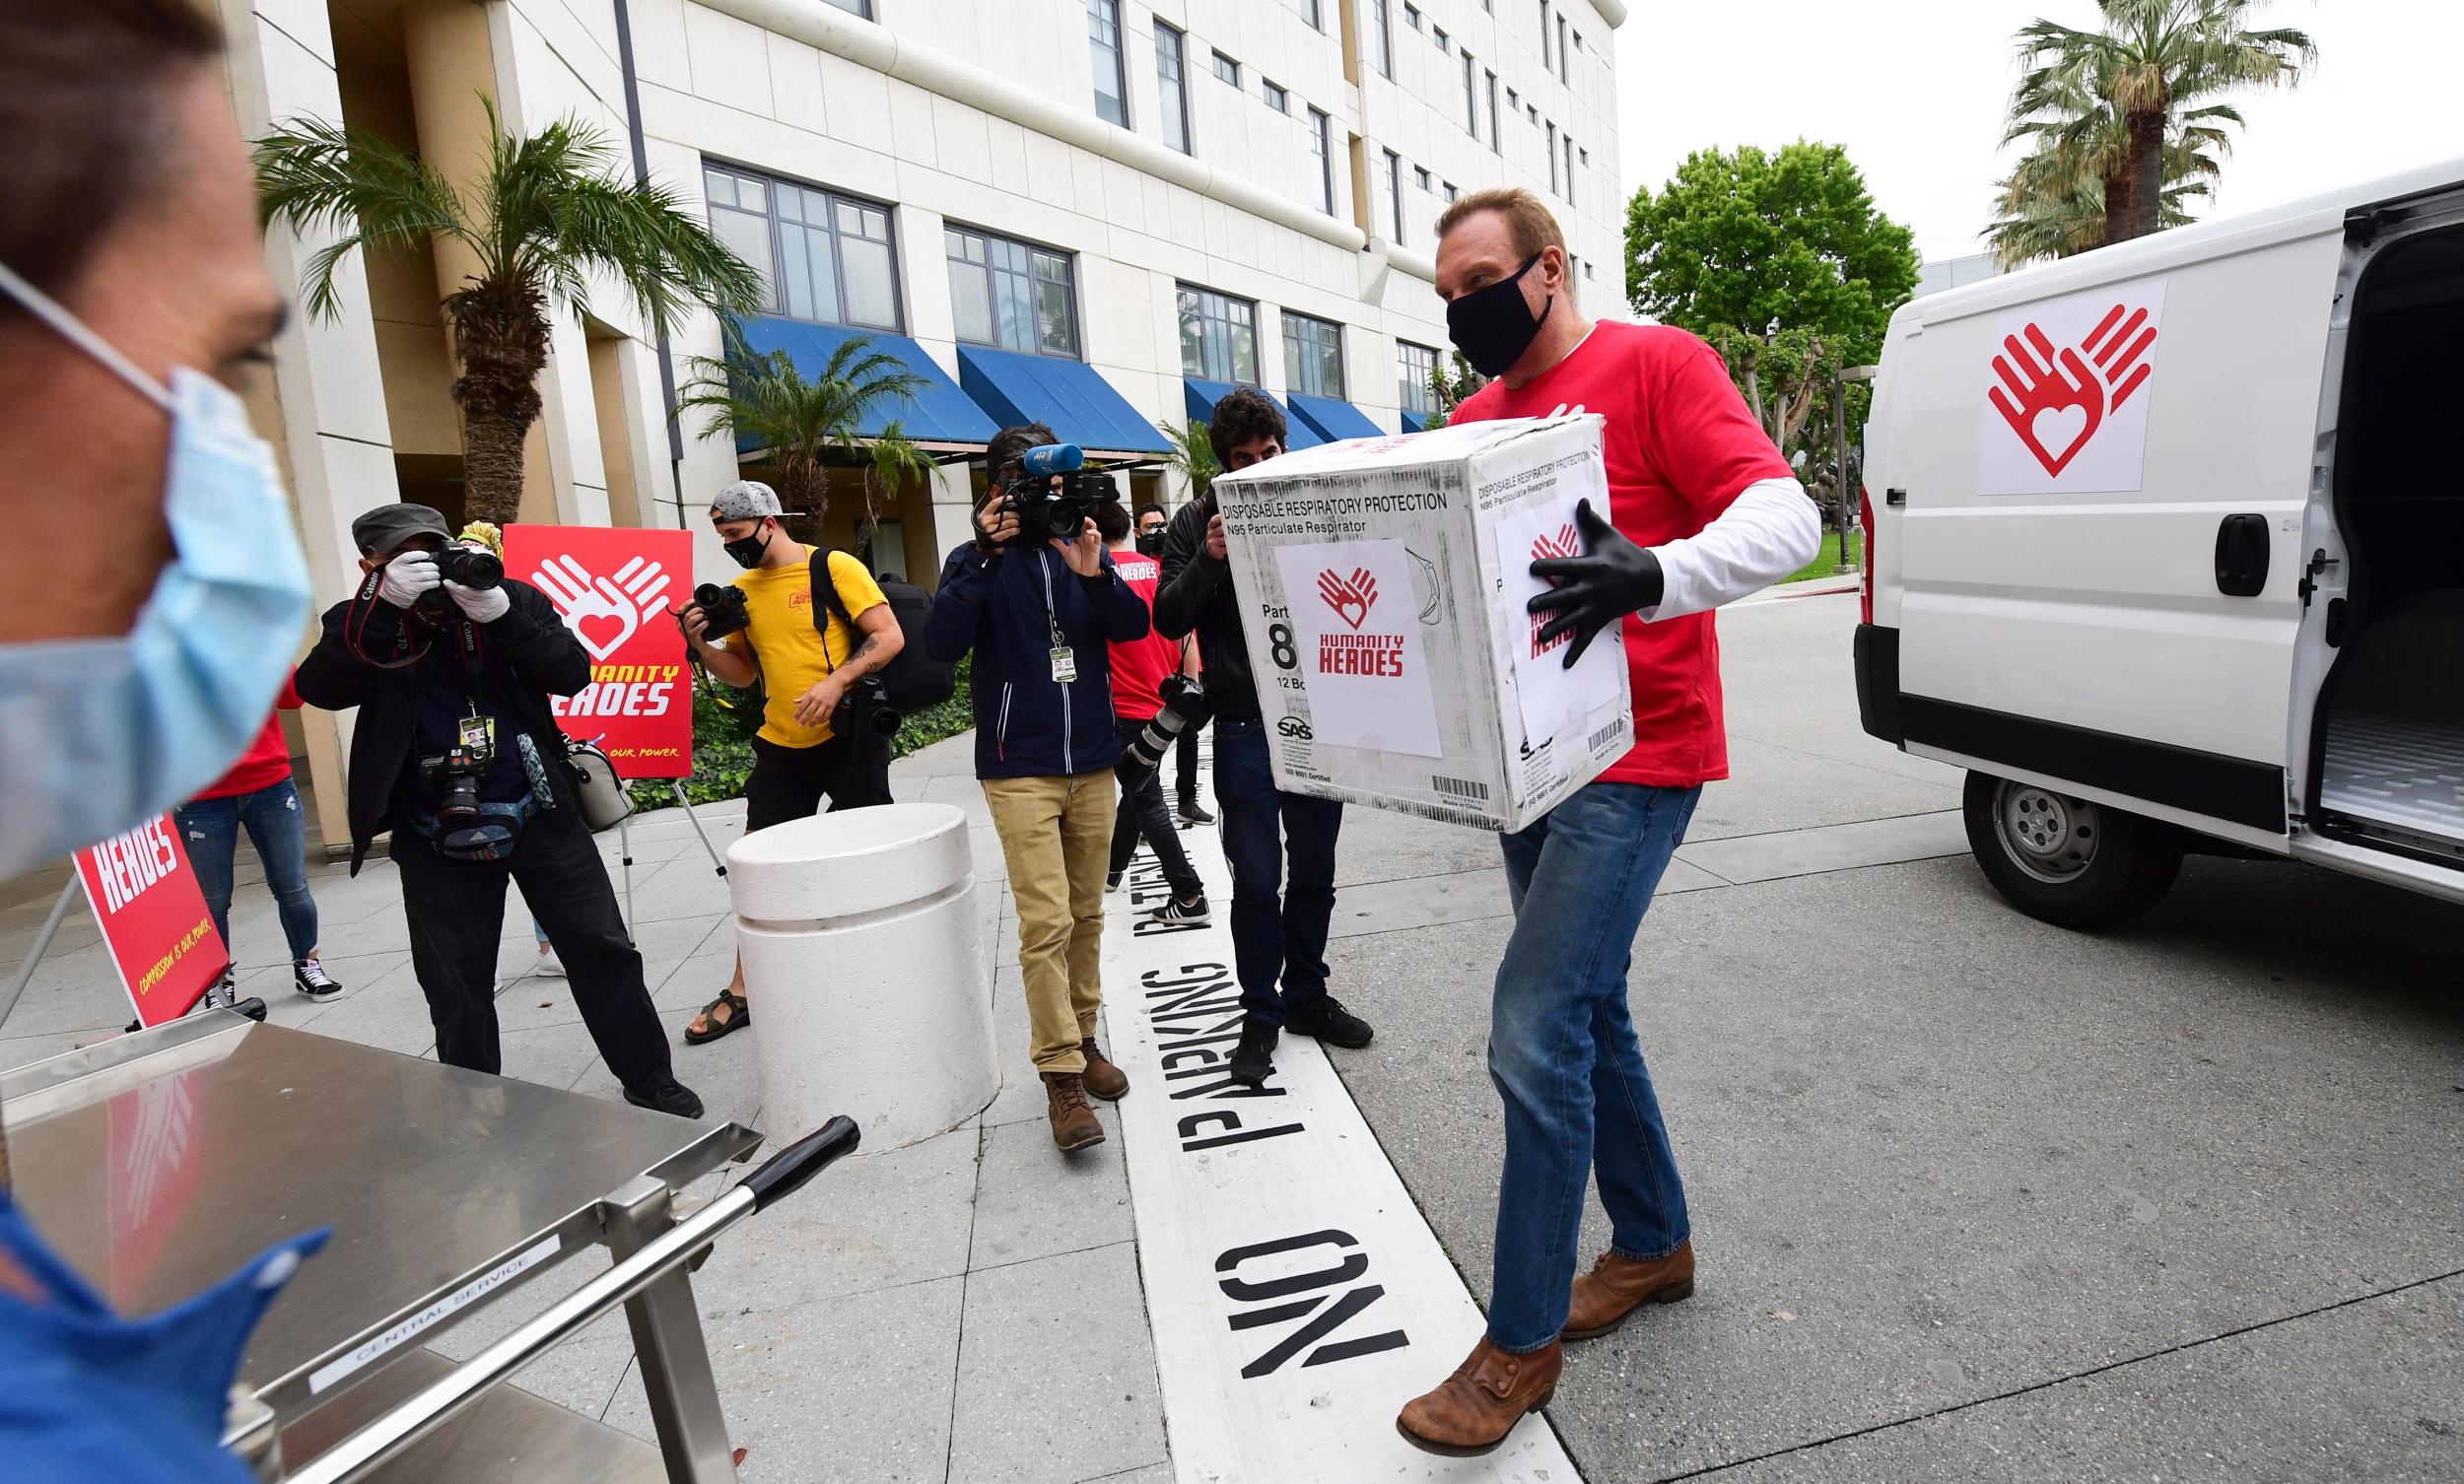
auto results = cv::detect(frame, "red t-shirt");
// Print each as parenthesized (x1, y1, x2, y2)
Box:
(1454, 322, 1794, 787)
(1107, 553, 1184, 721)
(192, 677, 303, 801)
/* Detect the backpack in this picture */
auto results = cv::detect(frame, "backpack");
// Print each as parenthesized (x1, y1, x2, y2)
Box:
(809, 548, 956, 712)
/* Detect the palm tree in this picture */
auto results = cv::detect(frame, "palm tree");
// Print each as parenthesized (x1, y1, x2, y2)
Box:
(254, 100, 763, 525)
(676, 328, 928, 527)
(860, 421, 936, 554)
(2010, 1, 2311, 246)
(1161, 420, 1220, 501)
(1988, 154, 2213, 268)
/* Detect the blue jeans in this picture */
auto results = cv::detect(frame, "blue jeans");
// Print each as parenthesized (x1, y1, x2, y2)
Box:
(173, 777, 318, 964)
(1485, 781, 1700, 1352)
(1211, 717, 1342, 1027)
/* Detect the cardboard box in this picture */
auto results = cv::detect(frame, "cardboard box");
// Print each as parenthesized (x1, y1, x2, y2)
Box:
(1212, 415, 1633, 832)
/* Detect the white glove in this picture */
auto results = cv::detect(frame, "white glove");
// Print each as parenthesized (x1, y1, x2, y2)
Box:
(377, 552, 442, 609)
(445, 580, 512, 623)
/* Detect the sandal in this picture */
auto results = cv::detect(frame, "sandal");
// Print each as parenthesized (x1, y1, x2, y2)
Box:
(684, 989, 749, 1046)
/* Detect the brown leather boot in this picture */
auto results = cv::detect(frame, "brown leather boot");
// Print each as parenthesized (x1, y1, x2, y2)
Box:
(1079, 1039, 1129, 1101)
(1042, 1071, 1105, 1151)
(1395, 1335, 1560, 1456)
(1562, 1241, 1695, 1340)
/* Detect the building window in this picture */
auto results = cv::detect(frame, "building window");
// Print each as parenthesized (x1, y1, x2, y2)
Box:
(1087, 0, 1128, 127)
(1305, 0, 1323, 31)
(1528, 101, 1539, 124)
(1283, 311, 1346, 398)
(1557, 15, 1570, 80)
(1462, 51, 1477, 135)
(1403, 4, 1420, 30)
(821, 0, 868, 13)
(1573, 29, 1584, 51)
(1211, 49, 1241, 87)
(1442, 180, 1459, 202)
(1372, 0, 1393, 77)
(1580, 145, 1590, 168)
(1486, 71, 1500, 152)
(1399, 340, 1439, 417)
(1178, 284, 1258, 383)
(704, 163, 900, 330)
(1433, 25, 1448, 52)
(1563, 134, 1576, 206)
(1539, 0, 1549, 70)
(1546, 120, 1558, 193)
(1383, 148, 1404, 243)
(1263, 79, 1288, 112)
(1156, 23, 1191, 154)
(1413, 165, 1431, 191)
(946, 226, 1077, 358)
(1308, 106, 1335, 216)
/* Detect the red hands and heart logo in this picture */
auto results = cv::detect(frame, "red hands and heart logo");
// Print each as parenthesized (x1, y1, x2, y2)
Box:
(1531, 523, 1580, 585)
(1317, 568, 1379, 631)
(1989, 304, 2157, 477)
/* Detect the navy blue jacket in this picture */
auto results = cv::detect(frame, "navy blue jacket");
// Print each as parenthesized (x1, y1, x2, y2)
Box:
(925, 540, 1151, 778)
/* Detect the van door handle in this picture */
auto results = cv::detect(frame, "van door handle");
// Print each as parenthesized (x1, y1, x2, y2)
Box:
(2214, 513, 2270, 597)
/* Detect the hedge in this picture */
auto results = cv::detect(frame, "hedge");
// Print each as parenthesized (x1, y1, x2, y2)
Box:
(627, 654, 973, 812)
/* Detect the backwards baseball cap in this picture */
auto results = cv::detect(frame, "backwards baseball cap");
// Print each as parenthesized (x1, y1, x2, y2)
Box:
(710, 480, 785, 521)
(351, 503, 453, 555)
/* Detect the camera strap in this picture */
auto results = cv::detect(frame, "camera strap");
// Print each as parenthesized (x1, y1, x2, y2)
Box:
(806, 547, 858, 674)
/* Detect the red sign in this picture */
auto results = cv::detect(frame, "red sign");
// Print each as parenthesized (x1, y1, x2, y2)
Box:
(72, 814, 226, 1028)
(505, 523, 694, 779)
(1988, 304, 2158, 477)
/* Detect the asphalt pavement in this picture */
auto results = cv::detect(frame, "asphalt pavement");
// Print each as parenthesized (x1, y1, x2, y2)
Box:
(1322, 589, 2464, 1483)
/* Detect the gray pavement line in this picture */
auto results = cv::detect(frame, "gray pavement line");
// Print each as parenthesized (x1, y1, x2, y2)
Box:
(1721, 732, 1967, 788)
(1639, 1265, 2464, 1484)
(944, 1120, 988, 1484)
(1684, 807, 1957, 851)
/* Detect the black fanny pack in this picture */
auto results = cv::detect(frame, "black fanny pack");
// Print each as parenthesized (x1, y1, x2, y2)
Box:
(408, 732, 556, 862)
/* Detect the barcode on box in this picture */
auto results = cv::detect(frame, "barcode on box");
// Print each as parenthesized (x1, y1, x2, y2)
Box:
(1432, 774, 1490, 802)
(1588, 721, 1625, 757)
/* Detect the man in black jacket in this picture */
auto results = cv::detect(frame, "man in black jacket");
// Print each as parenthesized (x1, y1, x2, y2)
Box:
(296, 504, 701, 1117)
(1153, 389, 1373, 1088)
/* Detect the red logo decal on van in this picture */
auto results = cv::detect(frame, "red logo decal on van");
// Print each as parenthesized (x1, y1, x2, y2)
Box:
(1317, 568, 1379, 631)
(1989, 304, 2156, 476)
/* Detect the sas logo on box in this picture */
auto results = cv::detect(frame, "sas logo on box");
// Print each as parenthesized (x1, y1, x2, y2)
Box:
(1527, 523, 1579, 660)
(1315, 568, 1404, 676)
(1978, 281, 2167, 496)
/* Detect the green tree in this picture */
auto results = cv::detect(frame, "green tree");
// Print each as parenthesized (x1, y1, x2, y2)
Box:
(1987, 157, 2211, 268)
(1161, 419, 1220, 501)
(1624, 141, 1916, 457)
(675, 326, 928, 529)
(2009, 0, 2312, 247)
(254, 101, 762, 525)
(1422, 350, 1486, 431)
(859, 421, 934, 554)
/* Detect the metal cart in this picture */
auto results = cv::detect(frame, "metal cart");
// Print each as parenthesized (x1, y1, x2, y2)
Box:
(2, 1006, 854, 1482)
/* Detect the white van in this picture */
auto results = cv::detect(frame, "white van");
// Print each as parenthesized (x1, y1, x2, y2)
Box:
(1856, 158, 2464, 926)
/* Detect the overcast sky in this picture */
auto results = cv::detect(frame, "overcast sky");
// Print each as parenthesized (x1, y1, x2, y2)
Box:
(1613, 0, 2464, 267)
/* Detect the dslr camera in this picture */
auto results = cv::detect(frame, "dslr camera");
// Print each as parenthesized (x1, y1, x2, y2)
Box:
(1116, 675, 1210, 792)
(418, 740, 492, 830)
(682, 582, 751, 640)
(996, 442, 1119, 548)
(834, 673, 902, 739)
(411, 540, 503, 619)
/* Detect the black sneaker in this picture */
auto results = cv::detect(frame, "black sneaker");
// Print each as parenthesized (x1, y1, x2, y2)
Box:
(202, 970, 237, 1010)
(1150, 892, 1211, 926)
(1285, 994, 1373, 1049)
(293, 958, 346, 1003)
(1228, 1018, 1277, 1087)
(624, 1076, 705, 1119)
(1177, 802, 1215, 828)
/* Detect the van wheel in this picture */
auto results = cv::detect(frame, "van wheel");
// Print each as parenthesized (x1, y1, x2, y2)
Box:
(1961, 773, 2183, 928)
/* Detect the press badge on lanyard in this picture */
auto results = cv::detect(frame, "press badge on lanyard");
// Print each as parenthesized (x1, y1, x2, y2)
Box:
(458, 712, 496, 753)
(1049, 645, 1076, 684)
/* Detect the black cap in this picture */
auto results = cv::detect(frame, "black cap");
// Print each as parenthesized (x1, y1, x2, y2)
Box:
(351, 503, 454, 555)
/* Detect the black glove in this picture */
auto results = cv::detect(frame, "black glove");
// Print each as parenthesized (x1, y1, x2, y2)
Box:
(1528, 499, 1663, 668)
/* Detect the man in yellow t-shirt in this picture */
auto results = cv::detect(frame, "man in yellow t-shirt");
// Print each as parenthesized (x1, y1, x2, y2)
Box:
(676, 479, 904, 1044)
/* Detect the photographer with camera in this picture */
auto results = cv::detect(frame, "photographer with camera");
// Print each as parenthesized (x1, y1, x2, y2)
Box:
(674, 479, 904, 1045)
(1095, 500, 1207, 923)
(1154, 389, 1375, 1090)
(1135, 503, 1210, 827)
(295, 503, 702, 1117)
(924, 424, 1151, 1152)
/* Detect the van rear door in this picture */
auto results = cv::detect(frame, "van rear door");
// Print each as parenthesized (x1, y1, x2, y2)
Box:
(1889, 225, 2343, 848)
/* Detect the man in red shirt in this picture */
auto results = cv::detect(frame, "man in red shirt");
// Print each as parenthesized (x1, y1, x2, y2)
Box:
(173, 677, 343, 1003)
(1398, 188, 1820, 1454)
(1095, 501, 1207, 923)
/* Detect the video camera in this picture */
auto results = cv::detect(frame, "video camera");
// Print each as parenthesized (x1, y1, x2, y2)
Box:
(682, 582, 752, 641)
(995, 442, 1119, 547)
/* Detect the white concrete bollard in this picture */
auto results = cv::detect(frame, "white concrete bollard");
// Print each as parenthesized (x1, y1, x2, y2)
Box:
(727, 802, 995, 1151)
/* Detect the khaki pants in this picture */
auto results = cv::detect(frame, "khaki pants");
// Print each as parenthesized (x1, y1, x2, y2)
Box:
(981, 768, 1117, 1074)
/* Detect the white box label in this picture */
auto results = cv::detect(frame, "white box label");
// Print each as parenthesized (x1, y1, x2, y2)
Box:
(1492, 492, 1623, 748)
(1273, 537, 1445, 759)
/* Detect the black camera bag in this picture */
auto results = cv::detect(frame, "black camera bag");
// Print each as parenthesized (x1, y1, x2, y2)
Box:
(807, 547, 954, 713)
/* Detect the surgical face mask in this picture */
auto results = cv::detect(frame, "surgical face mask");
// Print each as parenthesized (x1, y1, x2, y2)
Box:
(0, 261, 312, 880)
(722, 520, 774, 570)
(1446, 251, 1554, 379)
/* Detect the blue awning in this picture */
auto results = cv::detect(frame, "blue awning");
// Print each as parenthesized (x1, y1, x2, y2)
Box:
(1400, 409, 1430, 433)
(958, 347, 1170, 455)
(1286, 394, 1384, 443)
(736, 315, 998, 446)
(1182, 378, 1321, 449)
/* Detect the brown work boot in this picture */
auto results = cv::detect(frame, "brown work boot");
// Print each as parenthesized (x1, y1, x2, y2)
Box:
(1079, 1038, 1129, 1101)
(1562, 1240, 1695, 1340)
(1042, 1071, 1105, 1151)
(1396, 1335, 1561, 1456)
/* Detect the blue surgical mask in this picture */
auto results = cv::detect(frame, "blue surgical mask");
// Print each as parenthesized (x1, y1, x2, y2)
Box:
(0, 261, 312, 880)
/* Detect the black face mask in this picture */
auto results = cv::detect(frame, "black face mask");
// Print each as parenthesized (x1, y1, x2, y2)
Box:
(721, 519, 774, 570)
(1446, 251, 1553, 379)
(1136, 528, 1167, 557)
